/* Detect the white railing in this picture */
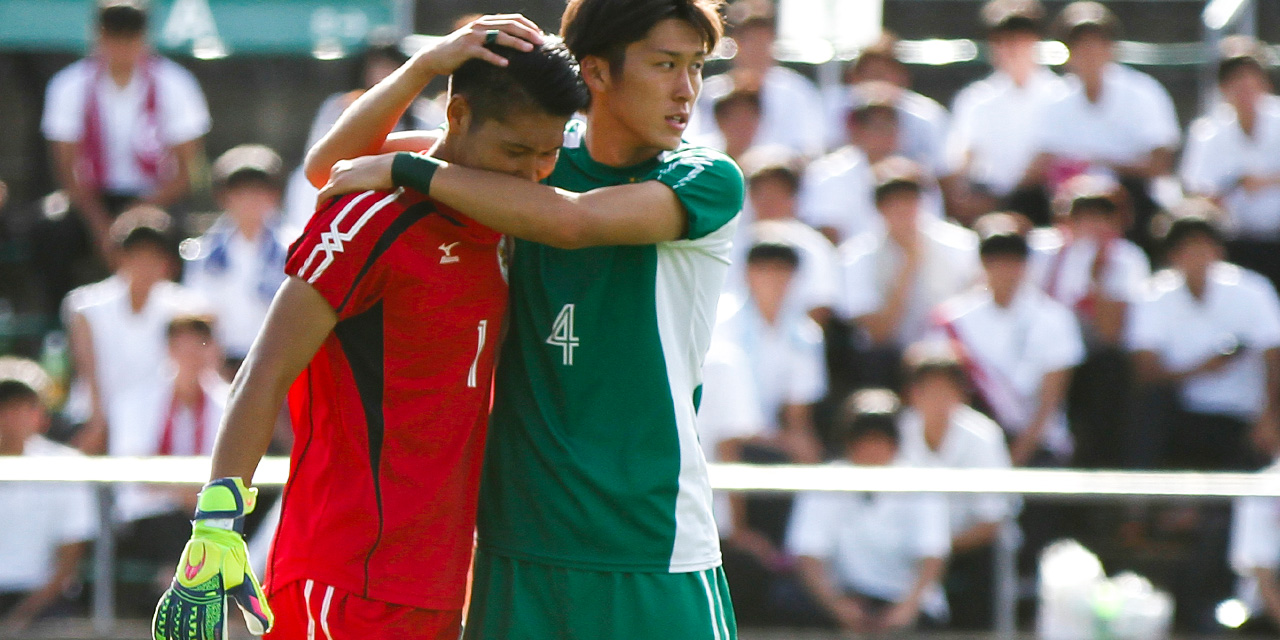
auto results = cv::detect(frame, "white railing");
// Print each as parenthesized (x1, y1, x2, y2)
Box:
(3, 457, 1278, 637)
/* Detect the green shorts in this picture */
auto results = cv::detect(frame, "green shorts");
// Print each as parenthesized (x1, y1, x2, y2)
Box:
(463, 547, 736, 640)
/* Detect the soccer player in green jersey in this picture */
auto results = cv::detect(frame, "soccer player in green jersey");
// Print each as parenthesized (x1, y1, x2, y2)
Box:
(309, 2, 743, 638)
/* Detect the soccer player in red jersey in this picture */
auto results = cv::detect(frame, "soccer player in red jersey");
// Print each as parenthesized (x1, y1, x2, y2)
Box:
(151, 20, 587, 640)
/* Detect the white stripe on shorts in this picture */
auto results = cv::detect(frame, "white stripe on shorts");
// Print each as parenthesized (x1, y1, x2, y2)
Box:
(709, 569, 730, 639)
(303, 579, 316, 640)
(320, 585, 335, 640)
(697, 569, 723, 640)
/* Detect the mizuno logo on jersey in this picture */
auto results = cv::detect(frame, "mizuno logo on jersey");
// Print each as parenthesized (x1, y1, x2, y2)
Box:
(296, 189, 403, 283)
(439, 241, 461, 264)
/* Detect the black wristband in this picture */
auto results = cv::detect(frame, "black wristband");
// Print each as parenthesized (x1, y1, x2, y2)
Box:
(391, 152, 446, 196)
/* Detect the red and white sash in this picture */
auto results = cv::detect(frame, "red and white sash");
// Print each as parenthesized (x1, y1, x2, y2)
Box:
(80, 55, 168, 191)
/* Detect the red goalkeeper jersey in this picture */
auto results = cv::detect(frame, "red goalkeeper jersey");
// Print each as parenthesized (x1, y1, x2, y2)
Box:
(267, 188, 506, 611)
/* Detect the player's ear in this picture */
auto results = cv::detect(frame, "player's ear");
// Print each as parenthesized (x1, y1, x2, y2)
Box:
(446, 94, 474, 137)
(579, 55, 611, 94)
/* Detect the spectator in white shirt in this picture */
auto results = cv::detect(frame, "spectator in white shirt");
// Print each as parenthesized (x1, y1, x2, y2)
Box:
(788, 389, 950, 632)
(183, 145, 291, 373)
(35, 0, 209, 313)
(1029, 177, 1149, 467)
(688, 0, 827, 158)
(111, 315, 227, 596)
(0, 359, 93, 632)
(733, 148, 842, 325)
(898, 343, 1016, 630)
(1229, 461, 1280, 635)
(689, 73, 762, 162)
(282, 34, 444, 232)
(840, 158, 980, 386)
(1129, 209, 1280, 471)
(827, 33, 950, 177)
(945, 0, 1064, 226)
(934, 213, 1085, 466)
(1027, 2, 1179, 250)
(800, 83, 905, 245)
(714, 241, 827, 464)
(1128, 208, 1280, 632)
(1182, 36, 1280, 294)
(64, 206, 206, 454)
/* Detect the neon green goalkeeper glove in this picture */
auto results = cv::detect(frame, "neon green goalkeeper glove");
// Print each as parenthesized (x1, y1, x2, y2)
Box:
(153, 478, 274, 639)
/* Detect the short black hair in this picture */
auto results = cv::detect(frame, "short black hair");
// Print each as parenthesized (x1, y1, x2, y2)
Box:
(98, 0, 147, 37)
(1162, 213, 1224, 255)
(1218, 35, 1271, 85)
(903, 342, 969, 391)
(1055, 1, 1120, 43)
(982, 0, 1044, 37)
(1053, 175, 1119, 219)
(712, 73, 763, 119)
(836, 389, 901, 448)
(168, 314, 216, 342)
(746, 240, 800, 269)
(111, 205, 174, 254)
(561, 0, 725, 74)
(976, 212, 1029, 259)
(213, 144, 283, 191)
(873, 156, 923, 204)
(451, 39, 588, 125)
(0, 357, 52, 409)
(0, 379, 39, 409)
(741, 146, 803, 194)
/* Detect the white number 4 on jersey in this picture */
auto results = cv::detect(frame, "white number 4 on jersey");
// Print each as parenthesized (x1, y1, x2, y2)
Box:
(546, 304, 580, 366)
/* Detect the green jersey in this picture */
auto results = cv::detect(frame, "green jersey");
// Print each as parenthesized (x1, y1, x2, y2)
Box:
(476, 122, 745, 573)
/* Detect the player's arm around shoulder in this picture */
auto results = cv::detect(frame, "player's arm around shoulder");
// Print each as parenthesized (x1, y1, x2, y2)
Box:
(322, 145, 745, 248)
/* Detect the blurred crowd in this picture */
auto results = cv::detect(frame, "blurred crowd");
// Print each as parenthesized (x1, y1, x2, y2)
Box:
(2, 0, 1280, 635)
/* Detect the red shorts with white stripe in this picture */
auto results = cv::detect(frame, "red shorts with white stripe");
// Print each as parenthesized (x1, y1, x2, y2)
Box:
(263, 579, 463, 640)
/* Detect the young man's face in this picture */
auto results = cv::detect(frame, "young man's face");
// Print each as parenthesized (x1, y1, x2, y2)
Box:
(220, 183, 281, 229)
(850, 109, 898, 163)
(878, 189, 921, 241)
(847, 433, 897, 466)
(731, 23, 775, 72)
(1169, 235, 1224, 279)
(982, 254, 1027, 297)
(745, 259, 796, 316)
(597, 18, 706, 154)
(0, 398, 46, 446)
(169, 330, 219, 377)
(1066, 31, 1113, 78)
(118, 243, 174, 284)
(714, 99, 760, 156)
(451, 106, 567, 183)
(1069, 209, 1121, 241)
(748, 176, 796, 220)
(97, 32, 146, 73)
(907, 373, 965, 419)
(1221, 67, 1272, 114)
(989, 30, 1040, 75)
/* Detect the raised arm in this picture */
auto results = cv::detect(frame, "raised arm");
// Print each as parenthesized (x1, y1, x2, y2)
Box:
(208, 276, 336, 483)
(304, 15, 544, 188)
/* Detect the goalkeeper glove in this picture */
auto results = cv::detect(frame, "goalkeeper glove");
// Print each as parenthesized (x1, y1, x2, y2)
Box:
(153, 477, 274, 640)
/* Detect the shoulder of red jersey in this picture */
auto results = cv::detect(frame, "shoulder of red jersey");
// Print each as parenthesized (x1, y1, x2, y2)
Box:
(286, 188, 435, 314)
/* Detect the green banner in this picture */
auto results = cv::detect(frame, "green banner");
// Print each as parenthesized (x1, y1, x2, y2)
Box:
(0, 0, 400, 56)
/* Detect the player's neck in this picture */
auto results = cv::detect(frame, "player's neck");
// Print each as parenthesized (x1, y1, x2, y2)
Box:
(584, 110, 664, 168)
(432, 139, 461, 167)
